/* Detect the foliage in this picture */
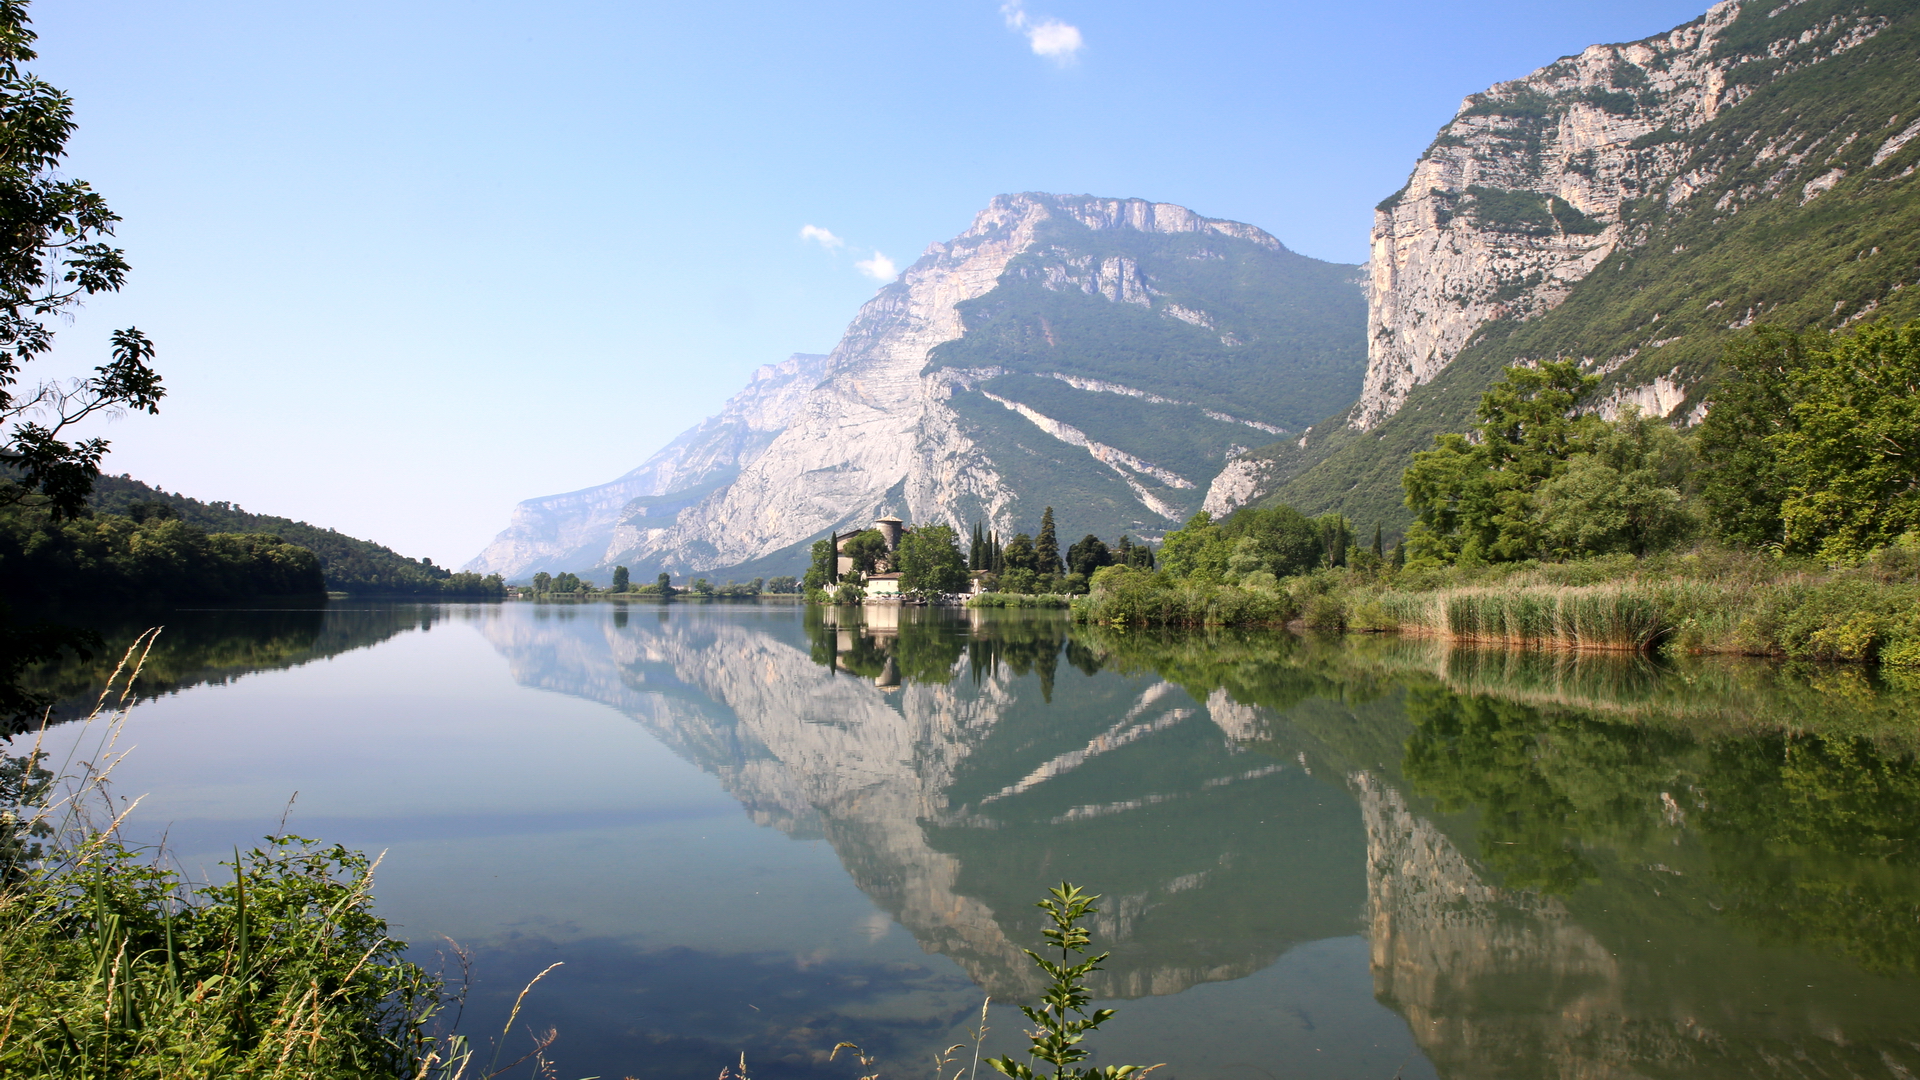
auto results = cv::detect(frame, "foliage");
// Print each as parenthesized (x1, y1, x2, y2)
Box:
(1770, 322, 1920, 559)
(805, 538, 835, 592)
(1695, 327, 1803, 547)
(841, 530, 889, 576)
(1034, 508, 1062, 576)
(985, 883, 1157, 1080)
(0, 0, 162, 523)
(897, 524, 970, 595)
(1259, 3, 1920, 529)
(0, 505, 325, 604)
(0, 672, 457, 1078)
(1157, 506, 1322, 584)
(88, 475, 500, 596)
(764, 575, 800, 594)
(611, 565, 629, 591)
(1402, 360, 1605, 563)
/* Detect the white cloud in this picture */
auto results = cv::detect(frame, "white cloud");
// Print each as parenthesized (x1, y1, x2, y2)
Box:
(855, 251, 897, 281)
(999, 1, 1082, 63)
(799, 224, 845, 250)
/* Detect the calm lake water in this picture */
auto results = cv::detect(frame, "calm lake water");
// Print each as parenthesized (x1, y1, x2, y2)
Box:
(19, 601, 1920, 1080)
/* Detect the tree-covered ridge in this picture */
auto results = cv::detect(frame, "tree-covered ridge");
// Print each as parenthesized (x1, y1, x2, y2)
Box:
(86, 474, 500, 596)
(1250, 0, 1920, 529)
(0, 505, 323, 606)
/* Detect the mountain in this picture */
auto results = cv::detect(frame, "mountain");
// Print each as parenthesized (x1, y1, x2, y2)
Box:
(87, 474, 497, 595)
(467, 352, 829, 579)
(1210, 0, 1920, 530)
(467, 193, 1365, 582)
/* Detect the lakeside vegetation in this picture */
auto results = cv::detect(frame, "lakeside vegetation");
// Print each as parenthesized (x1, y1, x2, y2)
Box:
(0, 663, 458, 1079)
(1072, 321, 1920, 670)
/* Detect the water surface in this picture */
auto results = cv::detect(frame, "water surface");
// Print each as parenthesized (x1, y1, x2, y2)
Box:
(21, 601, 1920, 1080)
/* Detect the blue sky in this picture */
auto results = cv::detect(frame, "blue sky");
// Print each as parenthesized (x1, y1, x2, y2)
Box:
(32, 0, 1711, 565)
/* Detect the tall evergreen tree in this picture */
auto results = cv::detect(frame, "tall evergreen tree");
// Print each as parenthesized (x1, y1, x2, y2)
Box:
(1371, 524, 1384, 559)
(1035, 507, 1062, 575)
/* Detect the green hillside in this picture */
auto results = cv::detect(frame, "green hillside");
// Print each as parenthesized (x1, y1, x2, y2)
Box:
(928, 208, 1365, 536)
(1254, 0, 1920, 533)
(87, 474, 502, 596)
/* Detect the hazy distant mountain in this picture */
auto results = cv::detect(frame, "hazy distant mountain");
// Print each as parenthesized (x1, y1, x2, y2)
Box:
(1213, 0, 1920, 530)
(468, 193, 1364, 582)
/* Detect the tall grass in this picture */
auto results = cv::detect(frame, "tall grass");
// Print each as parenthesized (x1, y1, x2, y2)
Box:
(0, 632, 490, 1080)
(1079, 544, 1920, 664)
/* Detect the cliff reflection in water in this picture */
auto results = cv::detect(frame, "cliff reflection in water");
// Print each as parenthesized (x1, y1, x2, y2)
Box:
(480, 604, 1920, 1079)
(482, 603, 1366, 1001)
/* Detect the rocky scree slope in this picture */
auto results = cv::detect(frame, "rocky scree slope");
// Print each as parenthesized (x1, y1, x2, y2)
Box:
(1209, 0, 1920, 530)
(470, 193, 1364, 581)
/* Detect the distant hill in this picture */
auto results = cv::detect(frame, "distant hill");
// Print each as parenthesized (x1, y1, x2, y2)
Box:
(88, 474, 501, 596)
(1214, 0, 1920, 532)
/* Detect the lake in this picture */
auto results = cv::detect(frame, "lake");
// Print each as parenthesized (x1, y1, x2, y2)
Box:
(18, 600, 1920, 1080)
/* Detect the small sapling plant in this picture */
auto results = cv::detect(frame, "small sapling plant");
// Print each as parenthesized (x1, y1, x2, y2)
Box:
(985, 883, 1160, 1080)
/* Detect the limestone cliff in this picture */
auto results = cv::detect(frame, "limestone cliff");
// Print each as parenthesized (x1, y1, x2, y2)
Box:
(465, 353, 827, 579)
(469, 193, 1365, 580)
(1228, 0, 1920, 525)
(1354, 0, 1895, 429)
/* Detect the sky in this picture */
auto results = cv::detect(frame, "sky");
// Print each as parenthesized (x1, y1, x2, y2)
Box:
(28, 0, 1714, 567)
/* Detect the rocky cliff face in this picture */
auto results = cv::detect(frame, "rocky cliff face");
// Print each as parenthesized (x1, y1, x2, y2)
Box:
(465, 353, 827, 578)
(1353, 0, 1903, 431)
(469, 193, 1365, 580)
(1221, 0, 1920, 527)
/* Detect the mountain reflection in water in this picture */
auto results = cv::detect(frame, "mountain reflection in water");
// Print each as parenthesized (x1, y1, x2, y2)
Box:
(477, 603, 1920, 1080)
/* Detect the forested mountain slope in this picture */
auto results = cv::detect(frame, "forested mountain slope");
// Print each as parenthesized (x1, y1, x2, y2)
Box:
(469, 194, 1366, 582)
(88, 474, 495, 595)
(1217, 0, 1920, 532)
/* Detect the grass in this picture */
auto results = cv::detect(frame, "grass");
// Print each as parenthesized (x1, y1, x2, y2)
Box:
(0, 633, 507, 1080)
(1075, 542, 1920, 666)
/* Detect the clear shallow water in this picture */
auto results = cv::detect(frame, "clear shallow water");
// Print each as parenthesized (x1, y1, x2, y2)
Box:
(19, 601, 1920, 1080)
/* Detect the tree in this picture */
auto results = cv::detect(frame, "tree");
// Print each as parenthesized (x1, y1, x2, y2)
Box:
(1316, 514, 1353, 568)
(1002, 532, 1037, 573)
(656, 571, 672, 596)
(897, 524, 969, 594)
(1372, 524, 1384, 559)
(1764, 322, 1920, 559)
(0, 1, 163, 724)
(1533, 407, 1696, 557)
(1403, 360, 1602, 562)
(805, 537, 835, 590)
(1697, 327, 1804, 548)
(0, 4, 162, 520)
(841, 529, 889, 574)
(532, 571, 552, 593)
(970, 522, 988, 571)
(611, 565, 630, 591)
(1035, 507, 1063, 575)
(1066, 534, 1111, 578)
(1158, 512, 1229, 580)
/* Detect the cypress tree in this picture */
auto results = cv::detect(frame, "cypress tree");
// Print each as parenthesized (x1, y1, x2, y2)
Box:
(1035, 507, 1062, 574)
(1372, 524, 1384, 559)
